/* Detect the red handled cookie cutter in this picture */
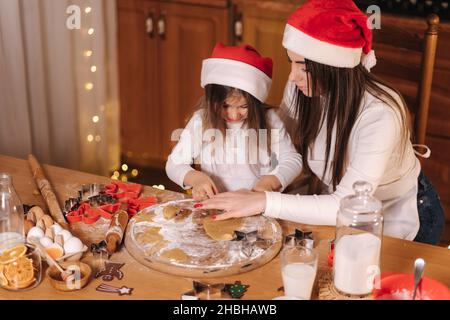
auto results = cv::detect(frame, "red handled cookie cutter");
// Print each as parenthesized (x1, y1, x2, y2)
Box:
(105, 181, 142, 200)
(66, 203, 122, 225)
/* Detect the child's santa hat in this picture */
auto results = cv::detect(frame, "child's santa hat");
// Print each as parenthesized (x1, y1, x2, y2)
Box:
(283, 0, 377, 71)
(201, 43, 273, 102)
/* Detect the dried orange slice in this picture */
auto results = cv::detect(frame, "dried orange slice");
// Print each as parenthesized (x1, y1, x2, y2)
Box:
(0, 244, 27, 265)
(6, 277, 36, 290)
(0, 264, 8, 287)
(4, 256, 34, 286)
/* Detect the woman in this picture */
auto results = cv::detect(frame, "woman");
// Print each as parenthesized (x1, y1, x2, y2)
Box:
(201, 0, 445, 244)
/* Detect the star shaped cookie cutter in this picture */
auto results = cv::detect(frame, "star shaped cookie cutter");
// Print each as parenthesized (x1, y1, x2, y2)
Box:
(285, 228, 315, 249)
(233, 230, 272, 258)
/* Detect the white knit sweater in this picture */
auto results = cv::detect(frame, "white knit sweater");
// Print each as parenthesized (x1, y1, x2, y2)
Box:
(263, 82, 421, 240)
(166, 109, 303, 193)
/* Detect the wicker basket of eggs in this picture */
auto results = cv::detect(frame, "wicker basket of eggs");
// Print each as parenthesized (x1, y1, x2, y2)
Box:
(25, 206, 88, 262)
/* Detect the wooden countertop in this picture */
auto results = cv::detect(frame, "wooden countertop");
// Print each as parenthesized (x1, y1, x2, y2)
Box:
(0, 154, 448, 300)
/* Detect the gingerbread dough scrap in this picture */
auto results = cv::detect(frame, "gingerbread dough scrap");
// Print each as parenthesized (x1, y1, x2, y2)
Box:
(136, 227, 163, 245)
(203, 217, 244, 241)
(161, 248, 188, 262)
(174, 209, 192, 222)
(134, 213, 155, 223)
(163, 205, 179, 220)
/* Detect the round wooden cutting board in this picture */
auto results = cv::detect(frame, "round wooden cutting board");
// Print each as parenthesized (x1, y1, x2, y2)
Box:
(124, 199, 283, 278)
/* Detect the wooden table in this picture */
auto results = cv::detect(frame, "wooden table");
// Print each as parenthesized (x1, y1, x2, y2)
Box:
(0, 155, 449, 300)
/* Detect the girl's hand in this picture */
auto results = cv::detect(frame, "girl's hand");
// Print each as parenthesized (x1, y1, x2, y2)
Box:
(184, 170, 219, 201)
(201, 189, 266, 221)
(252, 175, 282, 192)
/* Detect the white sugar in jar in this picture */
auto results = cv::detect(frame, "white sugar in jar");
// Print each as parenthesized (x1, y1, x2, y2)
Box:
(333, 233, 381, 295)
(333, 181, 383, 297)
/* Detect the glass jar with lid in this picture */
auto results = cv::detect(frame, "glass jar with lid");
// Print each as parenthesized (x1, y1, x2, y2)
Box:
(333, 181, 383, 297)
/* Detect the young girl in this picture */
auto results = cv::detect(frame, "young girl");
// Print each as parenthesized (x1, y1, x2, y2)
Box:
(201, 0, 445, 245)
(166, 43, 303, 201)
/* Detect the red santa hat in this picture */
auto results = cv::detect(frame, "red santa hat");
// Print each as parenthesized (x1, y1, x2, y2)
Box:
(201, 43, 273, 102)
(283, 0, 377, 71)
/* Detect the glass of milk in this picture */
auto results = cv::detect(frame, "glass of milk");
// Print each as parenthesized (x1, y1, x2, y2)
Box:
(280, 245, 318, 300)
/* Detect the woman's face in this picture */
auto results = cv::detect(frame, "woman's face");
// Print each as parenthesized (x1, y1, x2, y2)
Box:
(287, 50, 312, 97)
(221, 91, 248, 123)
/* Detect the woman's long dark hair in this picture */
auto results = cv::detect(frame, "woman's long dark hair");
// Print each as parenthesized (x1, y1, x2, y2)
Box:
(291, 62, 410, 190)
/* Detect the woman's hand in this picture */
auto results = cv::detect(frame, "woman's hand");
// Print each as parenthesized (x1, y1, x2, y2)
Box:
(201, 189, 267, 220)
(184, 170, 218, 201)
(252, 175, 282, 192)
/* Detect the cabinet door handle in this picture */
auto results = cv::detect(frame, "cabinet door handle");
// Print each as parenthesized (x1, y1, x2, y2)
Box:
(157, 13, 166, 39)
(146, 12, 155, 38)
(234, 14, 243, 42)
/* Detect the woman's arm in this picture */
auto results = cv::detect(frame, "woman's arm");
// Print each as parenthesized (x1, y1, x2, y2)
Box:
(203, 103, 401, 223)
(264, 104, 401, 225)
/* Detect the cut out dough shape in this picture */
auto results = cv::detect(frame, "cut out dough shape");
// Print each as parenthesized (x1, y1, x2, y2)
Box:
(134, 213, 155, 223)
(174, 209, 192, 222)
(161, 248, 188, 262)
(163, 205, 179, 220)
(136, 227, 163, 245)
(203, 217, 244, 241)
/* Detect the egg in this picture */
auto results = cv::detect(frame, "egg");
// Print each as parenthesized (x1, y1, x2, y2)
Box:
(63, 237, 84, 254)
(59, 230, 73, 242)
(39, 236, 54, 248)
(50, 224, 63, 235)
(45, 243, 64, 259)
(26, 227, 45, 241)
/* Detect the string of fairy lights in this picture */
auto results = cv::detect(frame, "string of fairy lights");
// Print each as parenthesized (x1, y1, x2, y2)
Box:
(83, 6, 102, 147)
(81, 4, 139, 183)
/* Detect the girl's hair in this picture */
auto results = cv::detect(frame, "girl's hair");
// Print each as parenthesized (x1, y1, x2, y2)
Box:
(195, 84, 273, 169)
(200, 84, 270, 134)
(291, 62, 410, 191)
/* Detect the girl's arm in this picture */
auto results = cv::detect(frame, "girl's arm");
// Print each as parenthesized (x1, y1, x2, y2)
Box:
(165, 112, 203, 189)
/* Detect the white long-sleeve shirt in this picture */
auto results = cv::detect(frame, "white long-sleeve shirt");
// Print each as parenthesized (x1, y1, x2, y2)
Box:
(166, 109, 303, 193)
(264, 82, 421, 240)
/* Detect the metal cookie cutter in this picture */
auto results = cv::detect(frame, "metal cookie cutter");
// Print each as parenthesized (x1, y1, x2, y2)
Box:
(284, 228, 315, 249)
(234, 230, 271, 258)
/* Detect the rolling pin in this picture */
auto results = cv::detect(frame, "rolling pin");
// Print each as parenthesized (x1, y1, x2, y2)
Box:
(105, 204, 129, 254)
(27, 154, 68, 229)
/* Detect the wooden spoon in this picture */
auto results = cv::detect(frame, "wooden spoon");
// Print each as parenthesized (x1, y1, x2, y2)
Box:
(28, 237, 74, 281)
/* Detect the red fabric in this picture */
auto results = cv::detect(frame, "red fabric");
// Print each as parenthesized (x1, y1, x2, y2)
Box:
(287, 0, 372, 54)
(211, 43, 273, 78)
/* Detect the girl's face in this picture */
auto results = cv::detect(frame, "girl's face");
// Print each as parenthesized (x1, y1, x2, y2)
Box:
(287, 50, 312, 97)
(221, 91, 248, 123)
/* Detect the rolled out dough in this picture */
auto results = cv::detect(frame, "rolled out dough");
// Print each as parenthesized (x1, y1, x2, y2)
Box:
(203, 217, 244, 241)
(161, 248, 189, 262)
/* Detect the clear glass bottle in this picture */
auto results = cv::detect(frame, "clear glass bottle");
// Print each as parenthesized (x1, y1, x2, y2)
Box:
(0, 173, 25, 242)
(333, 181, 383, 297)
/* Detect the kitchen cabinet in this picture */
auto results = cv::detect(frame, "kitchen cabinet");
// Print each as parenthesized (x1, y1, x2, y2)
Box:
(117, 0, 231, 167)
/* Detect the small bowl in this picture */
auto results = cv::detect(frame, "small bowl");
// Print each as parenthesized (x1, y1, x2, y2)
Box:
(46, 261, 92, 291)
(55, 245, 89, 263)
(373, 272, 450, 300)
